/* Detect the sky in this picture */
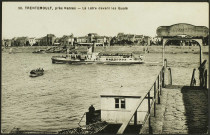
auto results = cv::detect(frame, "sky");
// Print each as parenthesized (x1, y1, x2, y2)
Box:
(2, 2, 209, 39)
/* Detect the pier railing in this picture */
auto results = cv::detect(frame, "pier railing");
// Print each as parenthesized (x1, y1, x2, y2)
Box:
(117, 66, 165, 134)
(190, 59, 208, 89)
(190, 68, 196, 86)
(198, 59, 208, 89)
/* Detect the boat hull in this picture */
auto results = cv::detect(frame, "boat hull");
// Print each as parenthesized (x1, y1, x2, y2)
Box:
(29, 74, 43, 77)
(29, 71, 44, 77)
(52, 57, 143, 65)
(52, 57, 80, 64)
(102, 61, 144, 65)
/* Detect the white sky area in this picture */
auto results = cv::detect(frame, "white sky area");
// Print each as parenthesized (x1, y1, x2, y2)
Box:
(2, 2, 209, 39)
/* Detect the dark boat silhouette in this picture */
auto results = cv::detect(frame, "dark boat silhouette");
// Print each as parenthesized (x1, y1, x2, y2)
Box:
(29, 68, 44, 77)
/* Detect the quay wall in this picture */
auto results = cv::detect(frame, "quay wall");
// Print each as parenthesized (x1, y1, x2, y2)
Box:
(1, 46, 209, 54)
(95, 46, 209, 54)
(2, 46, 50, 53)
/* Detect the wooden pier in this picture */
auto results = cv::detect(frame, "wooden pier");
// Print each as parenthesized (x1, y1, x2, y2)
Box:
(116, 66, 164, 134)
(116, 23, 209, 134)
(115, 58, 208, 134)
(140, 85, 208, 134)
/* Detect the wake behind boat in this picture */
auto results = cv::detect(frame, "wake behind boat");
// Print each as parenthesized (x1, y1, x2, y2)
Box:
(51, 43, 144, 65)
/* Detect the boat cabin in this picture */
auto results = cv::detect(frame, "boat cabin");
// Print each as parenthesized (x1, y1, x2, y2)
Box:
(100, 88, 148, 125)
(99, 52, 133, 57)
(98, 52, 134, 61)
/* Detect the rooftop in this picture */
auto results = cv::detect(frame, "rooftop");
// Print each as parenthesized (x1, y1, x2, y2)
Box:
(100, 87, 144, 98)
(135, 35, 143, 38)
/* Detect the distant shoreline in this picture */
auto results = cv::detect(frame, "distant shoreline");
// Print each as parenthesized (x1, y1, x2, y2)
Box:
(1, 45, 209, 54)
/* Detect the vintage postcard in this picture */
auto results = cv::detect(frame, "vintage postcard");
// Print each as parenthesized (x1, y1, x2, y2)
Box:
(2, 1, 209, 134)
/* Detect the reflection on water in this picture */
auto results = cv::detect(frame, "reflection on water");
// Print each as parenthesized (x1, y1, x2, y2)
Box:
(1, 52, 208, 132)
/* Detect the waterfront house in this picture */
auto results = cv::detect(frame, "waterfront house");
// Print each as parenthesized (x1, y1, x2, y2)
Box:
(135, 35, 144, 44)
(46, 34, 56, 46)
(34, 38, 42, 46)
(151, 36, 162, 45)
(76, 33, 109, 46)
(11, 38, 17, 46)
(100, 88, 148, 125)
(87, 33, 99, 43)
(28, 37, 36, 46)
(2, 39, 12, 47)
(12, 37, 29, 46)
(143, 36, 151, 46)
(94, 36, 108, 46)
(40, 36, 48, 46)
(39, 34, 56, 46)
(94, 36, 105, 43)
(127, 34, 135, 42)
(116, 33, 138, 44)
(54, 37, 61, 46)
(59, 35, 74, 46)
(77, 36, 88, 44)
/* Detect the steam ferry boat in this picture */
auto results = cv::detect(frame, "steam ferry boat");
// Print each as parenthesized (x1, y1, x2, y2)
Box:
(51, 45, 144, 65)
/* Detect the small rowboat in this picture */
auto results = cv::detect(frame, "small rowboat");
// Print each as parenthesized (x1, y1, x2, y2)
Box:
(29, 68, 44, 77)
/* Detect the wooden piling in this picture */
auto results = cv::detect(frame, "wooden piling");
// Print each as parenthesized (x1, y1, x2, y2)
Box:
(134, 111, 137, 126)
(148, 92, 151, 133)
(154, 82, 156, 117)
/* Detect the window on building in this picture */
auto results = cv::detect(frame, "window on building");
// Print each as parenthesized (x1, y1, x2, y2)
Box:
(115, 98, 119, 108)
(115, 98, 126, 109)
(121, 99, 125, 108)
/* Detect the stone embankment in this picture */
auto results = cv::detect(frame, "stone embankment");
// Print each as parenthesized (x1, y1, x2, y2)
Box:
(2, 46, 209, 54)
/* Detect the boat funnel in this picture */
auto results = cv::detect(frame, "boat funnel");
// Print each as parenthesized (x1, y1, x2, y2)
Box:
(92, 42, 96, 53)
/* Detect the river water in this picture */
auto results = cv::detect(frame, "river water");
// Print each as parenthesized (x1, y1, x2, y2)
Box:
(1, 52, 208, 133)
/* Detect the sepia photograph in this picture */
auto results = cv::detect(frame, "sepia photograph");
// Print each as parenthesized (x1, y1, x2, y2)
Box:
(1, 1, 209, 134)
